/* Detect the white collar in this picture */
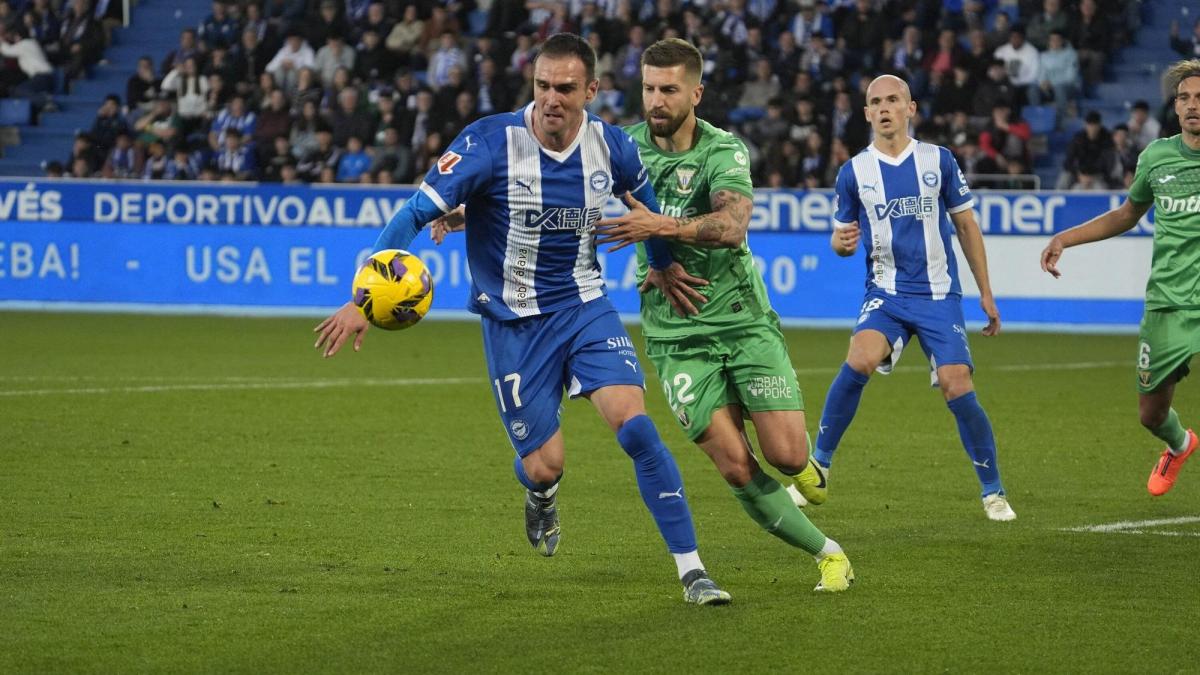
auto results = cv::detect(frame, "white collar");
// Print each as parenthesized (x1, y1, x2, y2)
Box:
(523, 103, 588, 163)
(869, 138, 917, 166)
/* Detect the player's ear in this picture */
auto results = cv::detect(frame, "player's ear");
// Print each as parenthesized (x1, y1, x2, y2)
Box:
(585, 78, 599, 104)
(693, 82, 704, 106)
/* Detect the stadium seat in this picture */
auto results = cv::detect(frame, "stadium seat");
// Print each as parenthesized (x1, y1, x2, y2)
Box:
(0, 98, 32, 127)
(1022, 105, 1057, 136)
(728, 107, 765, 124)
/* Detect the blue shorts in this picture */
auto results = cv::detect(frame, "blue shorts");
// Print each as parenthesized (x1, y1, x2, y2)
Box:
(480, 297, 644, 455)
(853, 290, 973, 386)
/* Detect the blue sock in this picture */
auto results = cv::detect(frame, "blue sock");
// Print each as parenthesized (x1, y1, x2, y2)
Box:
(814, 363, 870, 467)
(616, 415, 697, 554)
(947, 392, 1003, 497)
(513, 454, 559, 492)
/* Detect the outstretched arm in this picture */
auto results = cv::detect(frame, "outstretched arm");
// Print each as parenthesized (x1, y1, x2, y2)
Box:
(1040, 198, 1151, 278)
(950, 208, 1001, 336)
(594, 188, 752, 250)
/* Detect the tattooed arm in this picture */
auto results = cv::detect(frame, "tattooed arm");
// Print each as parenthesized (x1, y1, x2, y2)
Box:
(660, 189, 753, 249)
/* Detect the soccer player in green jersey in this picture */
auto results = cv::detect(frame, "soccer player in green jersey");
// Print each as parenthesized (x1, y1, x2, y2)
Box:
(1041, 59, 1200, 496)
(593, 38, 853, 592)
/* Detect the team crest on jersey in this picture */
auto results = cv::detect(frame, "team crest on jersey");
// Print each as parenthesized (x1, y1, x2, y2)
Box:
(922, 171, 939, 187)
(733, 150, 747, 166)
(1139, 370, 1152, 387)
(674, 165, 699, 194)
(589, 170, 611, 193)
(437, 151, 462, 175)
(510, 419, 530, 440)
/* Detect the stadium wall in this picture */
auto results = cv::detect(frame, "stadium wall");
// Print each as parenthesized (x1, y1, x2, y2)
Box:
(0, 180, 1152, 332)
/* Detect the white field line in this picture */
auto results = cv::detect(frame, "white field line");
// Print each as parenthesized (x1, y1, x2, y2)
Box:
(0, 360, 1127, 397)
(1061, 516, 1200, 538)
(0, 377, 482, 397)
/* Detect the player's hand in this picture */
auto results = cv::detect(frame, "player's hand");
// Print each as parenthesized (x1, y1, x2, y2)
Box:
(980, 294, 1001, 336)
(430, 205, 466, 245)
(639, 262, 709, 316)
(313, 301, 370, 358)
(594, 192, 667, 252)
(1040, 236, 1064, 278)
(832, 223, 860, 256)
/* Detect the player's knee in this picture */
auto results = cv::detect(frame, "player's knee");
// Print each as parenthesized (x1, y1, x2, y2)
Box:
(1139, 404, 1169, 430)
(522, 452, 563, 485)
(717, 457, 755, 487)
(844, 357, 876, 377)
(762, 434, 809, 474)
(616, 414, 664, 460)
(939, 367, 974, 401)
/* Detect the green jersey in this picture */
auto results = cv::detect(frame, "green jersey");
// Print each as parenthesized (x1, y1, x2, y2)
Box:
(1128, 135, 1200, 310)
(626, 118, 768, 339)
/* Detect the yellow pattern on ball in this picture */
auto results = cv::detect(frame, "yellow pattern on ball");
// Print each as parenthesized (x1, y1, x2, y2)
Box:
(351, 249, 434, 330)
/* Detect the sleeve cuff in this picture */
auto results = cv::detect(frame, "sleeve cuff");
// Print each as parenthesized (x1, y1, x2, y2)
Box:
(947, 199, 975, 215)
(419, 182, 451, 214)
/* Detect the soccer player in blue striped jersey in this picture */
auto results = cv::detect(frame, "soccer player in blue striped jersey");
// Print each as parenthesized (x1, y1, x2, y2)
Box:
(815, 74, 1016, 522)
(314, 34, 732, 604)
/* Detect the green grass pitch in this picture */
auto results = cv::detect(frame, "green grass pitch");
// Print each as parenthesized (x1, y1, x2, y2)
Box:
(2, 312, 1198, 673)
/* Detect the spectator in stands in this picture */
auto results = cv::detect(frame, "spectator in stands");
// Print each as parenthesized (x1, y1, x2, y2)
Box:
(70, 156, 93, 178)
(289, 99, 323, 159)
(440, 90, 478, 143)
(789, 0, 834, 46)
(205, 46, 239, 89)
(232, 28, 272, 87)
(355, 2, 391, 44)
(739, 58, 780, 111)
(216, 128, 257, 180)
(427, 30, 466, 90)
(385, 5, 423, 59)
(134, 95, 180, 150)
(926, 28, 966, 87)
(336, 135, 371, 182)
(1060, 110, 1114, 189)
(44, 160, 65, 178)
(962, 29, 992, 82)
(1026, 0, 1069, 51)
(210, 93, 256, 145)
(1170, 18, 1200, 59)
(1108, 122, 1137, 188)
(161, 56, 210, 138)
(979, 102, 1031, 171)
(53, 0, 103, 83)
(161, 29, 199, 77)
(984, 11, 1012, 54)
(164, 147, 197, 180)
(308, 0, 350, 51)
(102, 130, 136, 179)
(586, 71, 623, 116)
(828, 90, 867, 154)
(313, 31, 355, 89)
(242, 2, 275, 53)
(253, 88, 291, 149)
(199, 1, 239, 50)
(0, 25, 53, 96)
(418, 5, 459, 53)
(772, 31, 801, 86)
(141, 139, 168, 179)
(836, 0, 884, 71)
(474, 57, 512, 115)
(994, 25, 1039, 104)
(800, 34, 844, 84)
(613, 24, 647, 93)
(260, 134, 292, 182)
(298, 126, 340, 182)
(932, 64, 976, 117)
(289, 66, 321, 109)
(126, 56, 159, 114)
(747, 98, 791, 148)
(824, 136, 850, 187)
(799, 131, 827, 183)
(1070, 0, 1107, 95)
(789, 97, 827, 144)
(267, 30, 315, 93)
(23, 0, 60, 47)
(354, 28, 393, 85)
(1031, 30, 1079, 122)
(329, 87, 374, 148)
(974, 58, 1018, 117)
(89, 94, 129, 154)
(369, 125, 411, 184)
(1126, 100, 1161, 152)
(889, 26, 928, 99)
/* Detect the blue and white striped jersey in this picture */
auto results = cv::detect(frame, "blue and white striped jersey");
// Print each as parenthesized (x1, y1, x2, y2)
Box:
(418, 104, 652, 321)
(833, 140, 975, 299)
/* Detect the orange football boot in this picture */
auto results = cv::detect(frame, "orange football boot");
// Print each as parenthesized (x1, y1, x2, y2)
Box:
(1148, 429, 1198, 496)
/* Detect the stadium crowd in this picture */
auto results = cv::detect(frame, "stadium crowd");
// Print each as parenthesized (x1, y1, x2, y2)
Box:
(6, 0, 1186, 189)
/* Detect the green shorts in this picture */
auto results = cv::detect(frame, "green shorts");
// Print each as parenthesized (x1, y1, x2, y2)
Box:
(1136, 309, 1200, 393)
(645, 318, 803, 441)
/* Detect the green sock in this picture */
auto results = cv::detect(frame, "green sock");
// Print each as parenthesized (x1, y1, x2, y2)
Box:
(731, 470, 827, 555)
(1151, 408, 1189, 453)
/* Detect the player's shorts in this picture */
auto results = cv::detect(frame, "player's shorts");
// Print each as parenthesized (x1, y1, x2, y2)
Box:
(480, 296, 644, 456)
(853, 289, 973, 387)
(1135, 308, 1200, 393)
(645, 314, 803, 442)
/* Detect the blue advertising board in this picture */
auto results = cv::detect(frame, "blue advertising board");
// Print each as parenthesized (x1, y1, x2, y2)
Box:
(0, 181, 1154, 331)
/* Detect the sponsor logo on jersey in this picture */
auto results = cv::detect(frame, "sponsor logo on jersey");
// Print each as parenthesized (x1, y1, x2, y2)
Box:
(676, 408, 691, 429)
(874, 195, 936, 220)
(746, 375, 793, 400)
(1156, 194, 1200, 213)
(523, 206, 602, 232)
(437, 151, 462, 175)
